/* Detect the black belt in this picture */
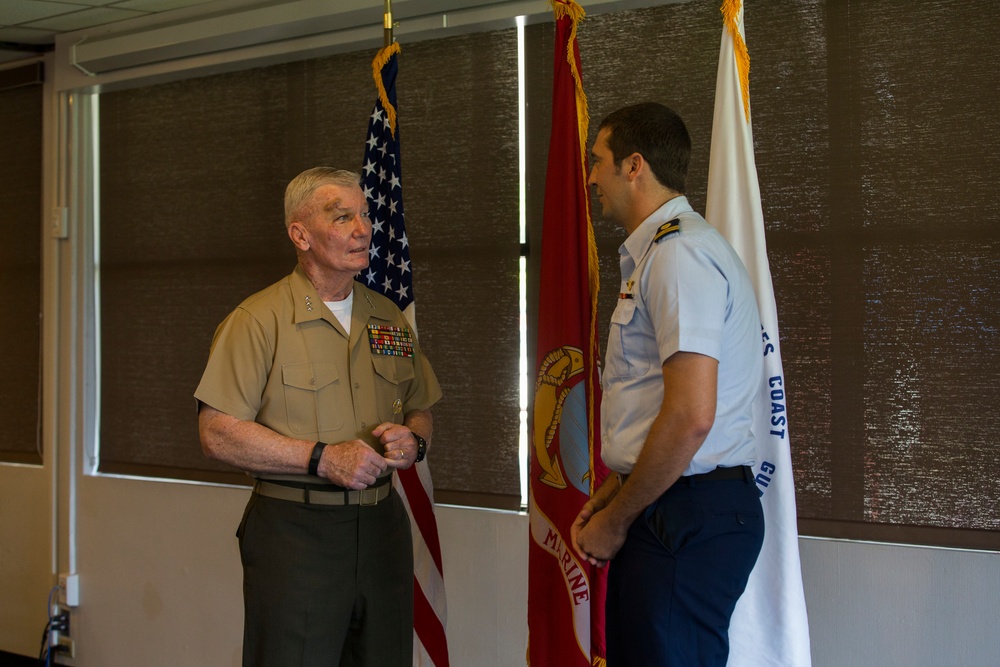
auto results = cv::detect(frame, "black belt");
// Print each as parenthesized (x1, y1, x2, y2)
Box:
(254, 474, 392, 506)
(619, 465, 754, 488)
(673, 465, 754, 486)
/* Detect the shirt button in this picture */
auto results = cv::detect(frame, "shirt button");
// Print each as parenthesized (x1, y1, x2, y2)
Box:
(361, 422, 367, 429)
(354, 382, 360, 389)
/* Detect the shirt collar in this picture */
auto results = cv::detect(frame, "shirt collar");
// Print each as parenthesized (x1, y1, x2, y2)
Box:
(290, 264, 327, 325)
(352, 282, 396, 322)
(291, 263, 398, 333)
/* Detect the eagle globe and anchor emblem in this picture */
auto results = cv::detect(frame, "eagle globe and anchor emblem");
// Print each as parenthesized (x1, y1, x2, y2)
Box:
(533, 345, 592, 494)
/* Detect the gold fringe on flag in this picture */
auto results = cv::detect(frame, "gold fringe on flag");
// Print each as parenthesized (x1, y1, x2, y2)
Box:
(552, 0, 601, 496)
(721, 0, 751, 122)
(372, 41, 402, 137)
(552, 0, 589, 196)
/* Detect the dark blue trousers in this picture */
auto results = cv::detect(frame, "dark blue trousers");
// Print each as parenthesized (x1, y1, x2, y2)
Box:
(606, 474, 764, 667)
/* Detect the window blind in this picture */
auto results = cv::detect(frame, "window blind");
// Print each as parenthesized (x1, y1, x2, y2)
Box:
(526, 0, 999, 548)
(0, 74, 43, 465)
(98, 30, 521, 507)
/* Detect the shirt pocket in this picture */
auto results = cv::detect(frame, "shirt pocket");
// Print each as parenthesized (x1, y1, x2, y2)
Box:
(608, 299, 651, 378)
(372, 355, 416, 423)
(281, 362, 345, 434)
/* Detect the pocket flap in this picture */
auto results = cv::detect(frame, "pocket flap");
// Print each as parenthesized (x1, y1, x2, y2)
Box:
(611, 299, 637, 325)
(282, 362, 339, 391)
(372, 356, 415, 385)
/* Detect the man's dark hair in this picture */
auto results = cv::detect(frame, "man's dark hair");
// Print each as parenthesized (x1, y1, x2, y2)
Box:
(598, 102, 691, 193)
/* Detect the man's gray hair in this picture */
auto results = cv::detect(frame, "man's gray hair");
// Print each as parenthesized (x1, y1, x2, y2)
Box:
(284, 167, 361, 227)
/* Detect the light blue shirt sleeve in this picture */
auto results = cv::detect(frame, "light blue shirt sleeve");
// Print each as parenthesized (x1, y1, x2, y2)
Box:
(643, 234, 728, 366)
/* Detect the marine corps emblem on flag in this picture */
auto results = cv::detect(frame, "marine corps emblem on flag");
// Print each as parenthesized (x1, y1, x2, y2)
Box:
(533, 345, 591, 493)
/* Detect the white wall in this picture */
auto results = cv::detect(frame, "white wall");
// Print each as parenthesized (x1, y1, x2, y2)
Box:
(2, 471, 999, 666)
(0, 470, 532, 666)
(799, 538, 1000, 666)
(67, 481, 532, 666)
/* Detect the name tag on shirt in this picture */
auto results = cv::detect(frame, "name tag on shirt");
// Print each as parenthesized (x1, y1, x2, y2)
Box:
(368, 324, 415, 357)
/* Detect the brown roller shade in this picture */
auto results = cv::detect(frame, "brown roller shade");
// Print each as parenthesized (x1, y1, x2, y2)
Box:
(95, 0, 1000, 541)
(527, 0, 999, 548)
(98, 29, 521, 507)
(0, 79, 42, 464)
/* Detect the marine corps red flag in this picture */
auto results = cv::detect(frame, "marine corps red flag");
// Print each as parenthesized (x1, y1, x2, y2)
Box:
(528, 2, 609, 665)
(704, 2, 811, 665)
(357, 42, 451, 667)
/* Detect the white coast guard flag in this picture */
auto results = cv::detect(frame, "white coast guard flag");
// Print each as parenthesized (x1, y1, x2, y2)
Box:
(704, 4, 812, 666)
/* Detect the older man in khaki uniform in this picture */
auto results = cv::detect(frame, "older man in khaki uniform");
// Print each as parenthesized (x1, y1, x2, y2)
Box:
(195, 167, 441, 667)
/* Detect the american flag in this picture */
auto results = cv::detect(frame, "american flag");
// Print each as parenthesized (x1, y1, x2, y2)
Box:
(359, 51, 414, 317)
(356, 42, 451, 667)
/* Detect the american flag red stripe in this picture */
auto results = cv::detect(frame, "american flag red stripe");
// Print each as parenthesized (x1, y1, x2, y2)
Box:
(358, 42, 451, 667)
(397, 459, 444, 575)
(396, 462, 450, 666)
(412, 566, 450, 665)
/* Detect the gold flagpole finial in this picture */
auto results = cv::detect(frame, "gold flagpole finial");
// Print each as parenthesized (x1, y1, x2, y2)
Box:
(384, 0, 393, 48)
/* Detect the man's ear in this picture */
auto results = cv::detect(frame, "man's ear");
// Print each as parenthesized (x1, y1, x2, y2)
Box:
(625, 152, 644, 180)
(288, 221, 310, 252)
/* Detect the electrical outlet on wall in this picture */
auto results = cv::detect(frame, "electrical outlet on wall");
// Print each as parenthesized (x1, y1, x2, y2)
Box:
(59, 573, 80, 607)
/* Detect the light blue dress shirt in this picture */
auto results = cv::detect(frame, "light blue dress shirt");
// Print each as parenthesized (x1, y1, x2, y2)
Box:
(601, 196, 762, 476)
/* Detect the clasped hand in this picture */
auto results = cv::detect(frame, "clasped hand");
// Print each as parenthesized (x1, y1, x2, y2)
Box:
(571, 498, 627, 567)
(319, 423, 418, 489)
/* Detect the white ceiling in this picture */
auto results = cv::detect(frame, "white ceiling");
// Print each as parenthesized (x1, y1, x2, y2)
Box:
(0, 0, 681, 70)
(0, 0, 264, 64)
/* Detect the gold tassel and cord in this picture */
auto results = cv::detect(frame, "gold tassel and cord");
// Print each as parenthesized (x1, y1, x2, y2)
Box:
(371, 42, 402, 137)
(721, 0, 751, 122)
